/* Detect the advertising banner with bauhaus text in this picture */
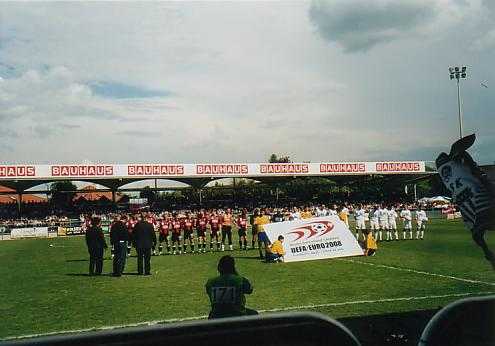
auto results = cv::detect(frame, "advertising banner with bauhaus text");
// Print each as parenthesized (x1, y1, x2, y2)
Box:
(263, 217, 364, 263)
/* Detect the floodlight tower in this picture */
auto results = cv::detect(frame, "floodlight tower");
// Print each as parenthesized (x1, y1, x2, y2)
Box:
(449, 66, 467, 139)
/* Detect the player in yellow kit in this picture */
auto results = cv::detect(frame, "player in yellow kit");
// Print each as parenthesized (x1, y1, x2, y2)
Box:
(254, 209, 271, 259)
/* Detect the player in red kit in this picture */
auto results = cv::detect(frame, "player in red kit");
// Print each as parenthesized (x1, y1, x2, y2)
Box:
(158, 216, 171, 255)
(182, 212, 195, 254)
(237, 209, 249, 250)
(209, 211, 221, 251)
(196, 210, 208, 253)
(171, 213, 183, 255)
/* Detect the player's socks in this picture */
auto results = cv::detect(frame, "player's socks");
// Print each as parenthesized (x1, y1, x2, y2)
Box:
(239, 241, 243, 249)
(415, 231, 420, 239)
(420, 230, 424, 239)
(191, 244, 195, 253)
(395, 231, 399, 240)
(251, 240, 255, 249)
(229, 244, 233, 251)
(217, 241, 221, 250)
(221, 244, 225, 251)
(403, 231, 406, 239)
(409, 231, 413, 239)
(378, 231, 382, 241)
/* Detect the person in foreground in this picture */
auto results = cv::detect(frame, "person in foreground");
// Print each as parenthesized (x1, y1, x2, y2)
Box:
(205, 255, 258, 319)
(266, 235, 285, 262)
(85, 217, 107, 275)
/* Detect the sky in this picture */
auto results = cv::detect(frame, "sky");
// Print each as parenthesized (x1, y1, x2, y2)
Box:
(0, 0, 494, 166)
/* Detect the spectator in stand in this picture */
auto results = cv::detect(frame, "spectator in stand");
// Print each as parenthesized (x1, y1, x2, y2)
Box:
(85, 217, 107, 276)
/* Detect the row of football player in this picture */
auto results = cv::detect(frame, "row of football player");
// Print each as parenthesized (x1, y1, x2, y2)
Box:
(353, 204, 428, 241)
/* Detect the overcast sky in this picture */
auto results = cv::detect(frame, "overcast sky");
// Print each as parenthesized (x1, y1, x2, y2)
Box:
(0, 0, 494, 165)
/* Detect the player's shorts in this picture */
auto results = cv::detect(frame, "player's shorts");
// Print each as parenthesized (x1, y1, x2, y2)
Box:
(417, 221, 425, 229)
(197, 229, 206, 238)
(222, 225, 232, 232)
(379, 220, 389, 230)
(404, 220, 412, 230)
(388, 221, 397, 230)
(258, 231, 269, 244)
(251, 226, 258, 235)
(159, 233, 169, 242)
(356, 219, 366, 230)
(211, 229, 220, 237)
(370, 220, 378, 230)
(238, 228, 247, 237)
(171, 233, 181, 242)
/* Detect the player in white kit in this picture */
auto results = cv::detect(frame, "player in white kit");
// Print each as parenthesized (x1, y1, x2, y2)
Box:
(415, 208, 428, 239)
(387, 206, 399, 240)
(400, 205, 413, 239)
(354, 204, 366, 240)
(378, 205, 389, 241)
(369, 206, 380, 240)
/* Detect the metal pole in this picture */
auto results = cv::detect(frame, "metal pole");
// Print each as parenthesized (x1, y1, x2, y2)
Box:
(414, 184, 417, 202)
(457, 78, 463, 139)
(199, 189, 202, 206)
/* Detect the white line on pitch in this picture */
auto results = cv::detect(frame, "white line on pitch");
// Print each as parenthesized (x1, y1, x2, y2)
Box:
(337, 258, 495, 287)
(4, 290, 494, 341)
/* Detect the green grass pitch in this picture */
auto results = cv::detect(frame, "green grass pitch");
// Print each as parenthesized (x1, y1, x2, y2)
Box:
(1, 218, 495, 340)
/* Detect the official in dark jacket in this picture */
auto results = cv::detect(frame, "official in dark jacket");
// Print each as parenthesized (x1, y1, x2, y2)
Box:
(133, 214, 157, 275)
(85, 217, 107, 276)
(110, 215, 130, 277)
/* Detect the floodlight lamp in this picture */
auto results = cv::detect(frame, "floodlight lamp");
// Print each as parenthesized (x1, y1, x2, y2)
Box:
(462, 66, 466, 72)
(461, 73, 466, 78)
(450, 74, 454, 80)
(449, 67, 454, 73)
(456, 73, 460, 79)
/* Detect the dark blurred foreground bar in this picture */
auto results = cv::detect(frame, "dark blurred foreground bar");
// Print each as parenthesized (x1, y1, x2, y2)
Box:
(1, 312, 361, 346)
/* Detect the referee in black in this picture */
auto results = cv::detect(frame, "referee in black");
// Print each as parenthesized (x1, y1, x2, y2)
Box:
(110, 215, 129, 277)
(133, 214, 156, 275)
(85, 217, 107, 276)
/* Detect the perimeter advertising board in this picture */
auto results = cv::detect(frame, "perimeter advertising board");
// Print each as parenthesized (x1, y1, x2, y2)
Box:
(263, 216, 364, 263)
(10, 227, 49, 239)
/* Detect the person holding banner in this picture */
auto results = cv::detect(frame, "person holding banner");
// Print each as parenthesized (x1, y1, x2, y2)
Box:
(364, 229, 377, 256)
(266, 235, 285, 262)
(85, 217, 107, 276)
(254, 209, 271, 259)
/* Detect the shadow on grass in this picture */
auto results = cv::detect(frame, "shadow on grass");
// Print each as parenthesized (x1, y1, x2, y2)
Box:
(65, 273, 114, 277)
(66, 258, 115, 262)
(235, 256, 264, 260)
(122, 272, 142, 276)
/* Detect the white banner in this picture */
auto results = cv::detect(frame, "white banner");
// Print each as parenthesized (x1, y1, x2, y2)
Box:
(264, 216, 364, 263)
(10, 227, 49, 239)
(0, 161, 426, 180)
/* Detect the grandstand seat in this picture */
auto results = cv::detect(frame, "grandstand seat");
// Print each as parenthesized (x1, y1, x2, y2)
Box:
(2, 312, 360, 346)
(418, 295, 495, 346)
